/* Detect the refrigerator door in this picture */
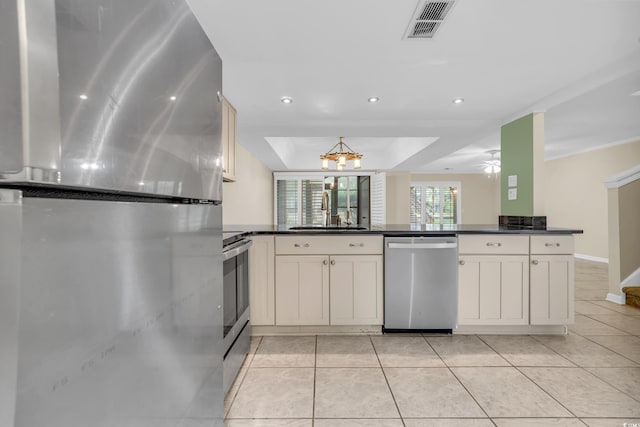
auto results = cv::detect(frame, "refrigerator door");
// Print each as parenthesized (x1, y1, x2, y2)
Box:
(2, 0, 224, 202)
(55, 0, 223, 201)
(0, 190, 21, 427)
(14, 199, 224, 427)
(0, 0, 23, 173)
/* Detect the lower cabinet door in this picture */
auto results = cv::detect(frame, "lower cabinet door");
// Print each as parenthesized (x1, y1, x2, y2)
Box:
(458, 255, 529, 325)
(530, 255, 575, 325)
(329, 255, 383, 325)
(275, 255, 330, 325)
(249, 235, 275, 325)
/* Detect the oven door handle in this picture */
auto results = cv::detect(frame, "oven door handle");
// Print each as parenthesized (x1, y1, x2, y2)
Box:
(223, 239, 253, 261)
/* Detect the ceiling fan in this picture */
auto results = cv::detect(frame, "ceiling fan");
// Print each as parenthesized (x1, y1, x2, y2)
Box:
(481, 150, 501, 174)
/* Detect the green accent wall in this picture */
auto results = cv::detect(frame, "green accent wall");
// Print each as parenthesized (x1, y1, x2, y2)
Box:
(501, 114, 534, 216)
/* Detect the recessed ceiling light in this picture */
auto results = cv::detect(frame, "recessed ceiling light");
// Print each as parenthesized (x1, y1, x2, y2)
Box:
(280, 96, 293, 104)
(452, 98, 464, 104)
(631, 90, 640, 97)
(79, 94, 88, 100)
(169, 96, 177, 101)
(368, 97, 380, 103)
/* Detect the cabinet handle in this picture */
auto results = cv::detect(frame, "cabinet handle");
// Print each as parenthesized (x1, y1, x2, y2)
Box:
(486, 242, 502, 247)
(330, 259, 335, 265)
(349, 243, 365, 247)
(532, 259, 539, 265)
(217, 91, 222, 102)
(459, 260, 465, 265)
(323, 259, 328, 265)
(294, 243, 310, 248)
(545, 243, 560, 247)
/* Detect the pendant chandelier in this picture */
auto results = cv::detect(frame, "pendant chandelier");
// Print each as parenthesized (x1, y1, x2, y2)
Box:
(320, 136, 363, 171)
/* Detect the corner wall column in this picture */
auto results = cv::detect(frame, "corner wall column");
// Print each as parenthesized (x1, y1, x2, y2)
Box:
(500, 112, 546, 227)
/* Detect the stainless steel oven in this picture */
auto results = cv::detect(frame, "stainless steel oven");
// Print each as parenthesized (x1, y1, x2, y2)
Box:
(222, 233, 252, 394)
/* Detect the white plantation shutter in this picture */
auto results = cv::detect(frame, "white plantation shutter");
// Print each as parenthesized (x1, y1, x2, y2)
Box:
(409, 185, 422, 224)
(410, 181, 461, 225)
(301, 179, 324, 225)
(276, 179, 299, 225)
(370, 172, 386, 226)
(274, 177, 333, 226)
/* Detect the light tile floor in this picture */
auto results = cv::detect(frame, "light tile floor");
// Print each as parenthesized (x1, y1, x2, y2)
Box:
(225, 259, 640, 426)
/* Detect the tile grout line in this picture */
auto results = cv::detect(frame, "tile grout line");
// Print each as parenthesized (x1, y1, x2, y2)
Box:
(447, 335, 508, 422)
(589, 304, 640, 317)
(511, 364, 580, 418)
(578, 366, 640, 405)
(474, 335, 582, 420)
(554, 325, 640, 367)
(536, 320, 640, 368)
(420, 333, 447, 366)
(474, 335, 515, 367)
(369, 334, 407, 427)
(529, 334, 593, 367)
(579, 311, 640, 334)
(446, 364, 494, 421)
(574, 333, 640, 366)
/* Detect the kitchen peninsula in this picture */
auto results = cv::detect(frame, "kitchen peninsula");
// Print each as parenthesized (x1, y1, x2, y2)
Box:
(225, 224, 583, 336)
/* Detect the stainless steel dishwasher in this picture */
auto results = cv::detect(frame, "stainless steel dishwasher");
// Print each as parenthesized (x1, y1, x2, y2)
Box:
(384, 236, 458, 332)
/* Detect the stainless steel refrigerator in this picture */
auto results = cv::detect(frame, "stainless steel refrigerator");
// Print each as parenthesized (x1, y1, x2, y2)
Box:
(1, 0, 225, 425)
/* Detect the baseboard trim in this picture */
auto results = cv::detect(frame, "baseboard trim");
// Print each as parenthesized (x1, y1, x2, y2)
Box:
(575, 253, 609, 263)
(606, 292, 626, 305)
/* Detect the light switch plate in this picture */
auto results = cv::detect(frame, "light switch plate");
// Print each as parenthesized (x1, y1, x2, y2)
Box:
(508, 188, 517, 200)
(508, 175, 517, 187)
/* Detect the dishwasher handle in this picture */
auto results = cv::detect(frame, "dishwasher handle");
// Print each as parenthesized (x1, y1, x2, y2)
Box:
(387, 242, 457, 249)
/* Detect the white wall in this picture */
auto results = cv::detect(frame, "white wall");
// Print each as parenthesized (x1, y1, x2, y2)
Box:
(411, 173, 500, 224)
(223, 143, 273, 225)
(544, 139, 640, 260)
(385, 172, 411, 224)
(386, 172, 500, 225)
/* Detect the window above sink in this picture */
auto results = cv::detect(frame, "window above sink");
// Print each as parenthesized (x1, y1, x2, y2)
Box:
(274, 172, 375, 228)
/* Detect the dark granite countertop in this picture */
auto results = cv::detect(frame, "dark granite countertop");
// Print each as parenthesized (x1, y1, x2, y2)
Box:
(223, 224, 583, 237)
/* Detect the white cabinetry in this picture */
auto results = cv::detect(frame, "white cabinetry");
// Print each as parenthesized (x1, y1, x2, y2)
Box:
(529, 236, 575, 325)
(458, 235, 530, 325)
(330, 255, 383, 325)
(274, 235, 383, 326)
(221, 97, 236, 182)
(248, 235, 275, 325)
(275, 255, 330, 325)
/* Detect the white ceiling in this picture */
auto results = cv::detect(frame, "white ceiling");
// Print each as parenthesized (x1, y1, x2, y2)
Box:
(187, 0, 640, 173)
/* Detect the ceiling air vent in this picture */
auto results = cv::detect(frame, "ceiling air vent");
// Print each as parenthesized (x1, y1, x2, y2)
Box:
(404, 0, 455, 39)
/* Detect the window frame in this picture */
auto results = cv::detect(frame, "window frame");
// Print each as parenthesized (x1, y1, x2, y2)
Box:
(410, 181, 462, 225)
(273, 171, 375, 226)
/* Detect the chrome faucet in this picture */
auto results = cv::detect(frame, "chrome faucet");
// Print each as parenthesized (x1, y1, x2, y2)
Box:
(321, 191, 330, 227)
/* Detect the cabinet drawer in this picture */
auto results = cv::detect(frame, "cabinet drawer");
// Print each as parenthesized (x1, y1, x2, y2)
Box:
(275, 235, 383, 255)
(530, 235, 574, 254)
(458, 235, 529, 255)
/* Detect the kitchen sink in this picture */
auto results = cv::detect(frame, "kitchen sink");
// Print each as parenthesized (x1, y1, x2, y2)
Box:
(289, 226, 367, 230)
